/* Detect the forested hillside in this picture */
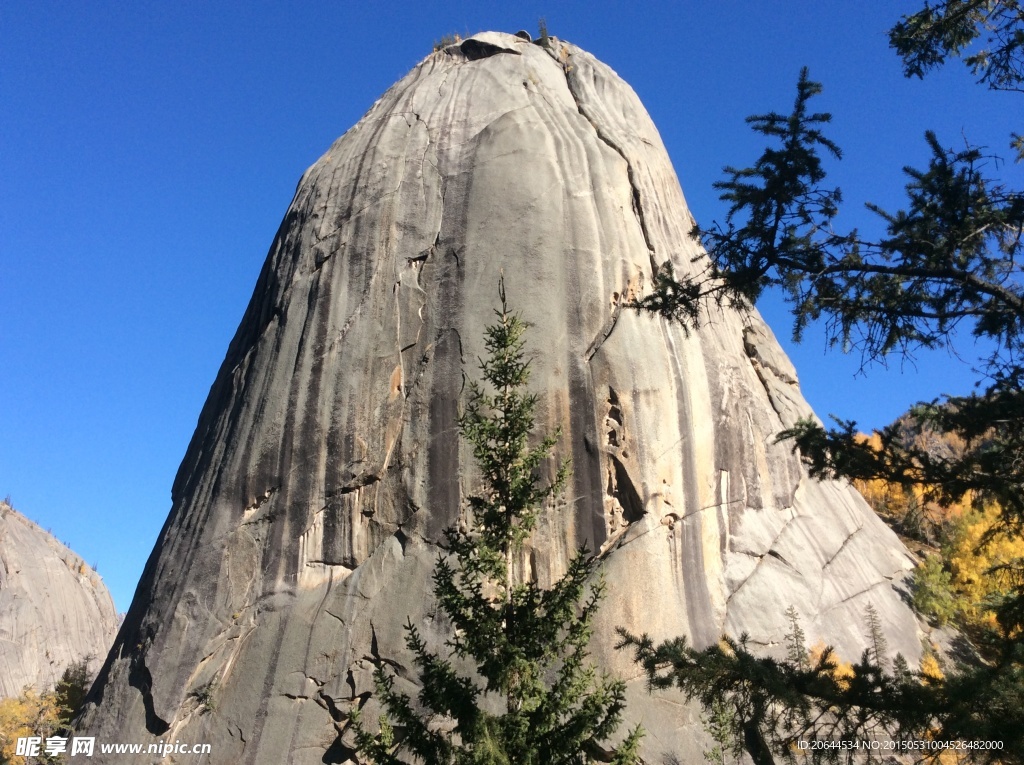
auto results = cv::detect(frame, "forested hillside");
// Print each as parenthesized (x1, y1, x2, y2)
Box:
(855, 419, 1024, 661)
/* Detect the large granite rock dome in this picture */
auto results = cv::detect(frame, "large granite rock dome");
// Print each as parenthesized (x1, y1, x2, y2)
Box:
(78, 33, 922, 763)
(0, 501, 118, 698)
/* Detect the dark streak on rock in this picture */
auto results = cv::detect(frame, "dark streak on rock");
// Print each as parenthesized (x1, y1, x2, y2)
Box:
(662, 323, 718, 647)
(567, 358, 609, 552)
(584, 301, 622, 362)
(553, 50, 657, 275)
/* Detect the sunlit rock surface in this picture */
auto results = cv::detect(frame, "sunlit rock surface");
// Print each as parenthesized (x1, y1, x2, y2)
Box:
(0, 502, 118, 698)
(78, 33, 922, 763)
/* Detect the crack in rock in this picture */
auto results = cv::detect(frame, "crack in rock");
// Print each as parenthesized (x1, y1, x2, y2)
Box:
(743, 327, 797, 385)
(744, 351, 785, 422)
(599, 386, 648, 543)
(765, 548, 795, 569)
(822, 526, 865, 570)
(669, 498, 744, 528)
(334, 472, 382, 496)
(819, 579, 892, 612)
(584, 299, 622, 361)
(725, 545, 798, 605)
(549, 43, 658, 275)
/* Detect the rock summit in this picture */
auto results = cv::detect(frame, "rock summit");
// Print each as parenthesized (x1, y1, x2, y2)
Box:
(78, 32, 923, 763)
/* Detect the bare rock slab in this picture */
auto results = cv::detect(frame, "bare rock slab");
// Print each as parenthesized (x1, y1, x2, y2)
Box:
(77, 33, 923, 764)
(0, 502, 119, 698)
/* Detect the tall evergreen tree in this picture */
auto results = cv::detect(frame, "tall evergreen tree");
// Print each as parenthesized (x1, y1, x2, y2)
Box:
(628, 4, 1023, 762)
(354, 281, 642, 765)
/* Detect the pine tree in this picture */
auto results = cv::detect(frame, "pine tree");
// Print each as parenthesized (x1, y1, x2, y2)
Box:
(630, 28, 1023, 543)
(784, 606, 809, 671)
(863, 604, 889, 673)
(619, 618, 938, 765)
(53, 658, 93, 728)
(354, 280, 642, 765)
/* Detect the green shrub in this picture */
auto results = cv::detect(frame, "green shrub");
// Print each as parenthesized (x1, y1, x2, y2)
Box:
(911, 554, 957, 626)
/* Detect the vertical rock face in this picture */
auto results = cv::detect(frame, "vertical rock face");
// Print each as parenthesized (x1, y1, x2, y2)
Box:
(79, 33, 922, 763)
(0, 502, 118, 698)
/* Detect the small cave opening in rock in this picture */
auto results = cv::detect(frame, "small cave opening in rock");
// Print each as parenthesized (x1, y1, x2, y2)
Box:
(460, 39, 517, 61)
(610, 455, 645, 524)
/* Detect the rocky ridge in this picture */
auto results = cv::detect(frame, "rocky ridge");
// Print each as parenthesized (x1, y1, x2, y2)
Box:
(0, 501, 119, 698)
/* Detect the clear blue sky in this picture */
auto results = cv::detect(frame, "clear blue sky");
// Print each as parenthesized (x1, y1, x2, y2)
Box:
(2, 1, 1020, 612)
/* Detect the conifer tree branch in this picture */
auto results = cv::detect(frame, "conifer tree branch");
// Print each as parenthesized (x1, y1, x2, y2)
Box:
(624, 8, 1024, 761)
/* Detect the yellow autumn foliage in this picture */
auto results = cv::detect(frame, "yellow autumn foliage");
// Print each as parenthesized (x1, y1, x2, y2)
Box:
(919, 651, 944, 681)
(807, 641, 855, 690)
(0, 687, 63, 764)
(853, 432, 1024, 642)
(852, 433, 967, 540)
(945, 506, 1024, 637)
